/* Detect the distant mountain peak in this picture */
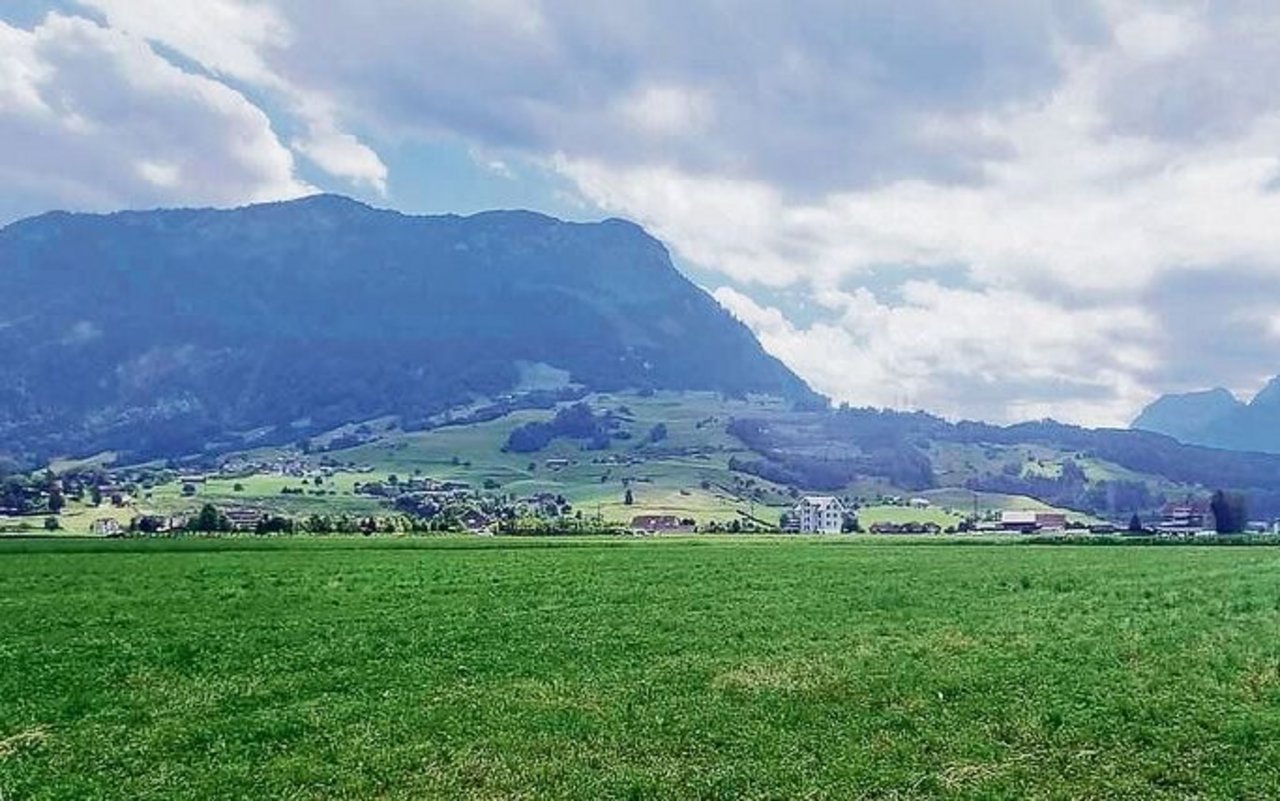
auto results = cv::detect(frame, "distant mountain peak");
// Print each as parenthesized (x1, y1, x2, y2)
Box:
(1250, 376, 1280, 408)
(1132, 381, 1280, 453)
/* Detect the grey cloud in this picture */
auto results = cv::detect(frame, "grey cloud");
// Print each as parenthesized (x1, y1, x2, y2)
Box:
(1099, 1, 1280, 144)
(265, 0, 1105, 195)
(1141, 269, 1280, 394)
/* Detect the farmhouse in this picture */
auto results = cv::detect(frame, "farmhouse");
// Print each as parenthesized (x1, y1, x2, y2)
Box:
(460, 510, 495, 533)
(1000, 510, 1067, 532)
(1157, 501, 1214, 534)
(130, 514, 189, 533)
(630, 515, 694, 534)
(792, 496, 846, 534)
(224, 508, 266, 531)
(90, 518, 122, 537)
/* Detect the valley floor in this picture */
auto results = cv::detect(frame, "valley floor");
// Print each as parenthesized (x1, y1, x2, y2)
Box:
(2, 537, 1279, 798)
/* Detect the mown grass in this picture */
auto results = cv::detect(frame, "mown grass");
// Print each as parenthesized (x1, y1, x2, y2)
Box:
(3, 538, 1280, 798)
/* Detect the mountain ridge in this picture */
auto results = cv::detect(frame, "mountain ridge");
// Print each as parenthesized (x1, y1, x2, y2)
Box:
(1132, 381, 1280, 454)
(0, 195, 820, 465)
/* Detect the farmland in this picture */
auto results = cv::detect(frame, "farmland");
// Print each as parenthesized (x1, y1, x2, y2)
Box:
(10, 390, 1097, 537)
(3, 537, 1280, 798)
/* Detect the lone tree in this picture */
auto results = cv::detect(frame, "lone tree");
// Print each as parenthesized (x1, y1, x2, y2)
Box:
(623, 488, 634, 506)
(192, 503, 224, 533)
(1128, 513, 1143, 533)
(1210, 490, 1249, 534)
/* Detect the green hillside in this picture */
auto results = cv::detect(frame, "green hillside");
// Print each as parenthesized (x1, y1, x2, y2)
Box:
(14, 390, 1189, 535)
(287, 391, 794, 525)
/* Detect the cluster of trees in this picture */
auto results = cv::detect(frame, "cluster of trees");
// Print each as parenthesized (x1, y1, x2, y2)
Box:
(503, 403, 625, 453)
(142, 504, 462, 535)
(2, 470, 64, 516)
(727, 418, 935, 491)
(136, 504, 297, 535)
(967, 461, 1160, 518)
(1210, 490, 1250, 534)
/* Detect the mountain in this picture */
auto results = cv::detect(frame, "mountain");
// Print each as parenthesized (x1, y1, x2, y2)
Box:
(1131, 388, 1246, 445)
(0, 195, 818, 464)
(1132, 380, 1280, 454)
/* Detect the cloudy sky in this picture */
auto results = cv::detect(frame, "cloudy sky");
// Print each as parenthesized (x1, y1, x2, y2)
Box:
(3, 1, 1280, 426)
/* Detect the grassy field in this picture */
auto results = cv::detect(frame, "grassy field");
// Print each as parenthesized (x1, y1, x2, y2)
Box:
(856, 504, 966, 529)
(145, 473, 384, 519)
(3, 537, 1280, 798)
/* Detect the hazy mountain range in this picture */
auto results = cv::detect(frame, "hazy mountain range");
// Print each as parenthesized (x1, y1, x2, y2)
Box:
(1132, 380, 1280, 454)
(0, 195, 816, 464)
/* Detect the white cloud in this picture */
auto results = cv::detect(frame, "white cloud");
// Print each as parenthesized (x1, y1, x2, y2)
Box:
(619, 85, 713, 137)
(0, 13, 308, 222)
(1110, 7, 1202, 61)
(72, 0, 389, 192)
(136, 160, 182, 188)
(715, 284, 1154, 427)
(290, 98, 388, 193)
(75, 0, 290, 84)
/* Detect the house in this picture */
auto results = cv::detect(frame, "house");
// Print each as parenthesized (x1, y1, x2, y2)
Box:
(909, 497, 932, 509)
(1034, 512, 1068, 531)
(224, 507, 266, 531)
(793, 496, 846, 534)
(630, 515, 694, 534)
(90, 518, 122, 537)
(1000, 511, 1068, 532)
(461, 509, 495, 533)
(130, 514, 189, 533)
(1157, 501, 1214, 534)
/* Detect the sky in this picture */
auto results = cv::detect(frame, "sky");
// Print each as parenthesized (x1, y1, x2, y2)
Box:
(3, 1, 1280, 427)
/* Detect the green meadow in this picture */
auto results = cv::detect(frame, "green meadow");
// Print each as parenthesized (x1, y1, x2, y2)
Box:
(3, 537, 1280, 798)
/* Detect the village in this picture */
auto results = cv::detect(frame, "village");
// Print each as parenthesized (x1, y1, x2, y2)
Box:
(5, 454, 1273, 540)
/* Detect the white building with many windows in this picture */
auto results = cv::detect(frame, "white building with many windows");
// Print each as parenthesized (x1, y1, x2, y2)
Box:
(793, 496, 846, 534)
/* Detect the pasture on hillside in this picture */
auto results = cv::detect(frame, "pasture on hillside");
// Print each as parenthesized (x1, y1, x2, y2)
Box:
(2, 537, 1279, 798)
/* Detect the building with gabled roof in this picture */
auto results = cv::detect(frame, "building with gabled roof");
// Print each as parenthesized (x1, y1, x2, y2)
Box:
(793, 496, 846, 534)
